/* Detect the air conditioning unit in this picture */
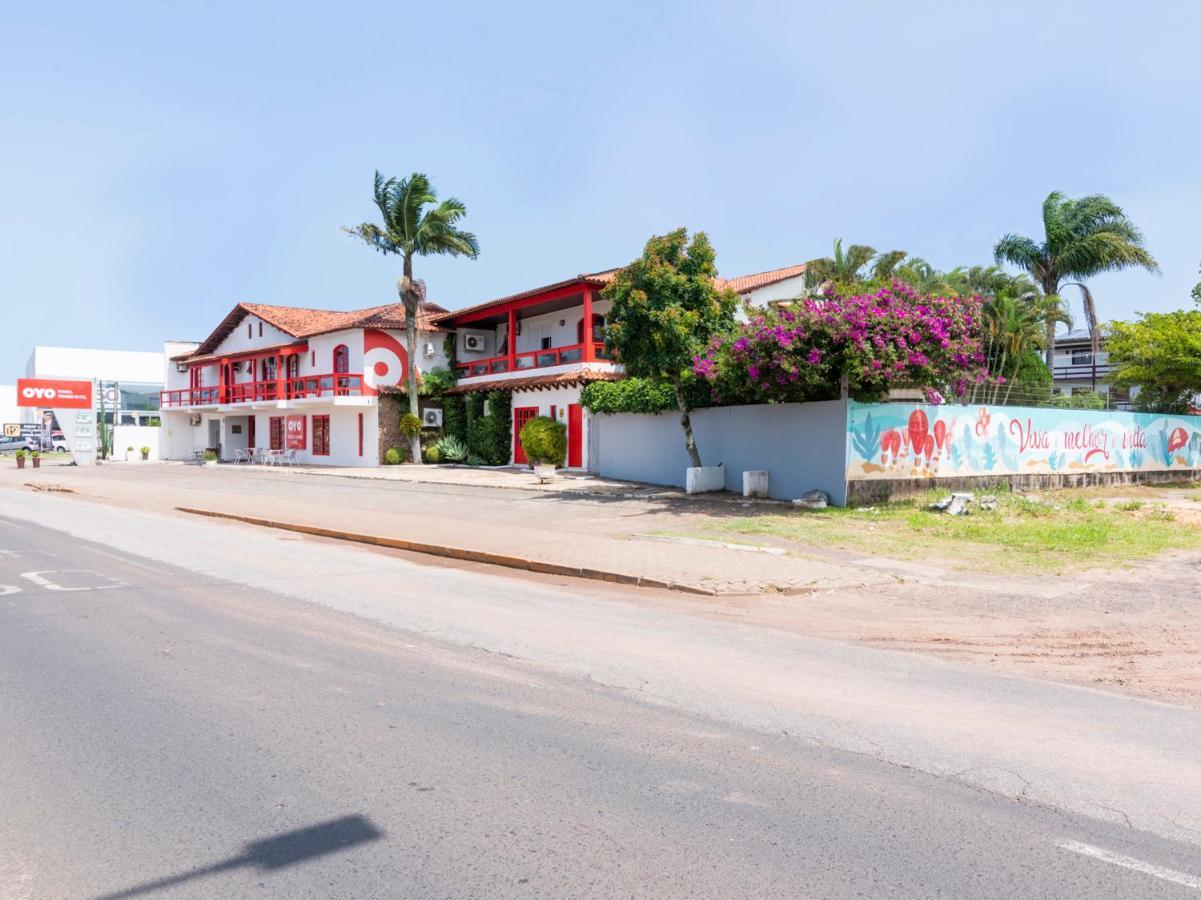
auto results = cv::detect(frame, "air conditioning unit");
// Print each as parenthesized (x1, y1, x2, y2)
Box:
(423, 342, 437, 358)
(175, 362, 188, 374)
(464, 334, 484, 352)
(189, 414, 202, 426)
(421, 408, 443, 428)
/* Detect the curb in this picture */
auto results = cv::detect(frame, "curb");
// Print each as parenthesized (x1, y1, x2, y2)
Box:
(175, 507, 720, 596)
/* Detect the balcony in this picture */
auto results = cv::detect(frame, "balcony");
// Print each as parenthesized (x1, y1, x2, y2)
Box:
(160, 373, 364, 408)
(455, 342, 610, 378)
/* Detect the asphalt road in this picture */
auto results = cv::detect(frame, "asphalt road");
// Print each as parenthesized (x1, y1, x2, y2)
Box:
(1, 498, 1200, 897)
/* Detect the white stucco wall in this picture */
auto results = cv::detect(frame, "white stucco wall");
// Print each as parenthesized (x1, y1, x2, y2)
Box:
(742, 275, 806, 307)
(454, 297, 613, 363)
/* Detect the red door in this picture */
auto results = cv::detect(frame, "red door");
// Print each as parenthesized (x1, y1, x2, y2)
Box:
(247, 416, 256, 449)
(513, 407, 538, 465)
(567, 404, 583, 468)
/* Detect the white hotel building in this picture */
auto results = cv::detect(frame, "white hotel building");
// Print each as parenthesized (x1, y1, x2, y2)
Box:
(159, 263, 806, 469)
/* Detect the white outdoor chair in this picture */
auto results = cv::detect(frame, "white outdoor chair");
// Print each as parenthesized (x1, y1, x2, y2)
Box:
(281, 449, 299, 466)
(233, 448, 251, 464)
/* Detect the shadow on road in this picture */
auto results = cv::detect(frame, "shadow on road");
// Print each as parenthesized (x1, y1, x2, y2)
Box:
(92, 814, 383, 899)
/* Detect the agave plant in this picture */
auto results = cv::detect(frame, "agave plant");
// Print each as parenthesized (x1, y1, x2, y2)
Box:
(435, 434, 468, 462)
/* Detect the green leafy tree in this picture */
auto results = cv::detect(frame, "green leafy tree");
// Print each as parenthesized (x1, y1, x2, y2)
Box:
(345, 172, 479, 464)
(1108, 308, 1201, 413)
(994, 191, 1159, 371)
(603, 228, 738, 468)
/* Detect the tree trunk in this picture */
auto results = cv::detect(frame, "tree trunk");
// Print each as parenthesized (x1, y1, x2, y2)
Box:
(1043, 276, 1059, 374)
(402, 256, 423, 465)
(672, 376, 702, 469)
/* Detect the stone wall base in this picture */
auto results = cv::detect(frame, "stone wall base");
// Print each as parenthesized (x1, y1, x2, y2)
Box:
(847, 468, 1201, 505)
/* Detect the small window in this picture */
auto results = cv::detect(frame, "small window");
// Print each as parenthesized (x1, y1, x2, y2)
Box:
(540, 336, 552, 350)
(248, 323, 253, 339)
(311, 351, 316, 367)
(1071, 350, 1093, 365)
(312, 415, 331, 456)
(258, 322, 263, 337)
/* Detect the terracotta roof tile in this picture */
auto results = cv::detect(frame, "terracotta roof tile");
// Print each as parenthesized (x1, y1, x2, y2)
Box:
(433, 271, 618, 323)
(180, 300, 449, 359)
(435, 264, 805, 325)
(717, 264, 807, 295)
(446, 369, 622, 394)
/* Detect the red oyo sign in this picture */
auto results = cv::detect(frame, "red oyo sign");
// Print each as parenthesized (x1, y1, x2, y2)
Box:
(285, 415, 306, 450)
(16, 379, 93, 409)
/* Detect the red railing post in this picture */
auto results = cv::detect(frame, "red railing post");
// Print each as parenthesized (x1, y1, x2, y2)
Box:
(582, 288, 595, 362)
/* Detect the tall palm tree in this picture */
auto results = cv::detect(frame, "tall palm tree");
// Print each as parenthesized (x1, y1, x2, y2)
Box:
(345, 172, 479, 464)
(994, 191, 1159, 372)
(803, 239, 908, 290)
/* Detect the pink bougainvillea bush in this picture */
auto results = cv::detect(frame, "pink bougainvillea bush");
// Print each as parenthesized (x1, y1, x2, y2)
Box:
(692, 281, 990, 404)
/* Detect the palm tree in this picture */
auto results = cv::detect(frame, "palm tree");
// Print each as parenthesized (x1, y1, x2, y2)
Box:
(994, 191, 1159, 373)
(345, 172, 479, 464)
(803, 239, 908, 290)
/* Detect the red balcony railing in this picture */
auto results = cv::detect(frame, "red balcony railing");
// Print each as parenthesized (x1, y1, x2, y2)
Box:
(455, 342, 609, 378)
(160, 374, 363, 408)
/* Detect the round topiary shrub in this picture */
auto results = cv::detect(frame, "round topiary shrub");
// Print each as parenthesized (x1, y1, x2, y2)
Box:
(400, 413, 422, 437)
(519, 415, 566, 466)
(384, 447, 402, 465)
(424, 445, 442, 464)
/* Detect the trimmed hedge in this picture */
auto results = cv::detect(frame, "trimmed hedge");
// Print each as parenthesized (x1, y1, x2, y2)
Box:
(463, 389, 512, 465)
(581, 378, 675, 414)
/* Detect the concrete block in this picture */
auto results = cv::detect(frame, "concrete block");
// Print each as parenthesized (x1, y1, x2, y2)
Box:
(686, 465, 725, 494)
(743, 470, 769, 498)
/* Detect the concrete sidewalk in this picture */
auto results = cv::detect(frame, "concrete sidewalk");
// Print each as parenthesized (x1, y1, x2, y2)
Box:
(0, 463, 889, 595)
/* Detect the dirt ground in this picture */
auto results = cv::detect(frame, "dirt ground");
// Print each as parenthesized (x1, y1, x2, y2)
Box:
(4, 464, 1200, 709)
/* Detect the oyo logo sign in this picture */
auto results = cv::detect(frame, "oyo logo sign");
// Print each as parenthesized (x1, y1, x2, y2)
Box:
(16, 379, 93, 409)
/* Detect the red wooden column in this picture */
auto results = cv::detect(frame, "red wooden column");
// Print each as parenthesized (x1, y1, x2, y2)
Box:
(276, 351, 285, 399)
(218, 357, 228, 403)
(582, 288, 595, 361)
(507, 308, 518, 370)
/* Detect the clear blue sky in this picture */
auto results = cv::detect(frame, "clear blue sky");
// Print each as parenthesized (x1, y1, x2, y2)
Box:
(3, 1, 1198, 371)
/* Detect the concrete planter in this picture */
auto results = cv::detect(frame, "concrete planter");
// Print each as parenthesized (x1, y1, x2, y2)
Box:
(15, 456, 25, 470)
(742, 470, 769, 498)
(31, 457, 40, 469)
(533, 464, 557, 483)
(685, 465, 724, 494)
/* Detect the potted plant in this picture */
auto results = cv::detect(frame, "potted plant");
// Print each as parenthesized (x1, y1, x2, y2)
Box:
(203, 449, 219, 466)
(14, 449, 25, 470)
(519, 415, 567, 483)
(140, 445, 151, 461)
(126, 445, 137, 463)
(30, 450, 40, 469)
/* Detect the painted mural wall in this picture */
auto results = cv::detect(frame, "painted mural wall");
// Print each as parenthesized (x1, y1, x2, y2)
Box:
(847, 400, 1201, 480)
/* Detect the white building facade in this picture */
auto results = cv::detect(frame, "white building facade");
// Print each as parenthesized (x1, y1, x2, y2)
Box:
(159, 302, 448, 465)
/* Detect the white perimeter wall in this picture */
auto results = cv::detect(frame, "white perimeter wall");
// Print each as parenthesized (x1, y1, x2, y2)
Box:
(592, 401, 849, 504)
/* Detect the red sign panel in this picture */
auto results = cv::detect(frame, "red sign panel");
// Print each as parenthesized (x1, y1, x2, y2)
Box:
(16, 378, 93, 409)
(285, 415, 306, 450)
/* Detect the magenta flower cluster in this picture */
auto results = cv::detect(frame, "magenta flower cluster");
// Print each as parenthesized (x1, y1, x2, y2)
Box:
(692, 282, 989, 404)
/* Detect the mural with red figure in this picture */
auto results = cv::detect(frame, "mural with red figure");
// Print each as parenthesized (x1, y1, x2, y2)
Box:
(848, 401, 1201, 480)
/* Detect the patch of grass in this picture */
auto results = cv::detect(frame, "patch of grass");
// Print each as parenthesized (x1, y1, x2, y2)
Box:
(1114, 500, 1144, 512)
(685, 491, 1201, 573)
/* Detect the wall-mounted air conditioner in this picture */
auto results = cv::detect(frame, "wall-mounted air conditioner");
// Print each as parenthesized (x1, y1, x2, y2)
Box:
(421, 408, 443, 428)
(189, 414, 202, 426)
(464, 334, 484, 352)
